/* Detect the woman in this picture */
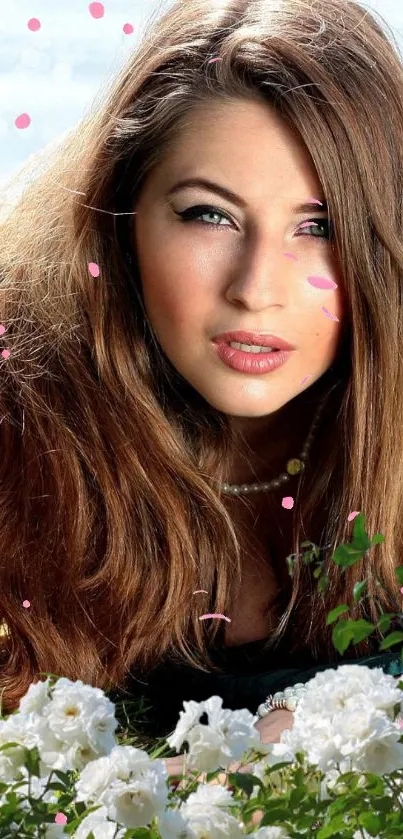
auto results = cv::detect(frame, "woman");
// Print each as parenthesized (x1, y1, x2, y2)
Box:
(1, 0, 403, 759)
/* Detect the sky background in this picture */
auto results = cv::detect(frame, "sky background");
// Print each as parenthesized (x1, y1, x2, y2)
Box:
(0, 0, 402, 202)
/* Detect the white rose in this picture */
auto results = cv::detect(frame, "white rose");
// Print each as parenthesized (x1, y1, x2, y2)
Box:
(47, 679, 118, 754)
(336, 706, 403, 775)
(75, 752, 122, 802)
(101, 770, 168, 828)
(0, 705, 92, 777)
(0, 716, 28, 782)
(72, 805, 125, 839)
(19, 677, 52, 715)
(75, 745, 169, 827)
(167, 699, 206, 749)
(0, 712, 68, 778)
(155, 807, 193, 839)
(180, 783, 244, 838)
(296, 665, 402, 722)
(280, 716, 339, 773)
(167, 695, 260, 773)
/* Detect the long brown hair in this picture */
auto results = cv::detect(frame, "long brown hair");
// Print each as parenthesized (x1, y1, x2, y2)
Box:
(1, 0, 403, 714)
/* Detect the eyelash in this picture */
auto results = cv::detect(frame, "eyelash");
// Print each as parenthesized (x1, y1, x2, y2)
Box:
(174, 204, 332, 241)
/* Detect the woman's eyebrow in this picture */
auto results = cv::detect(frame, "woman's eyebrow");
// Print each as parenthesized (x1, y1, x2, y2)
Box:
(167, 176, 328, 214)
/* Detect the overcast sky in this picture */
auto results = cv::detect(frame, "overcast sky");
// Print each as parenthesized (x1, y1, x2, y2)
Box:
(0, 0, 402, 194)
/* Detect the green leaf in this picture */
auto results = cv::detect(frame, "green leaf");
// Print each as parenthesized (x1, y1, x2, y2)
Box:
(371, 533, 385, 545)
(331, 618, 376, 651)
(347, 618, 376, 643)
(394, 566, 403, 585)
(0, 741, 23, 752)
(204, 769, 220, 783)
(45, 782, 67, 792)
(23, 811, 54, 826)
(317, 812, 348, 838)
(264, 761, 294, 773)
(332, 620, 355, 654)
(53, 769, 72, 784)
(227, 772, 254, 796)
(317, 574, 329, 594)
(289, 786, 306, 808)
(353, 580, 367, 602)
(378, 631, 403, 650)
(326, 605, 349, 626)
(24, 746, 41, 778)
(260, 807, 291, 825)
(359, 772, 387, 795)
(351, 510, 366, 537)
(332, 543, 367, 568)
(377, 613, 395, 632)
(358, 811, 382, 833)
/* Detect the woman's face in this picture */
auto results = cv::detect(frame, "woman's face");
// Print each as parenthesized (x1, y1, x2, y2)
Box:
(132, 97, 347, 425)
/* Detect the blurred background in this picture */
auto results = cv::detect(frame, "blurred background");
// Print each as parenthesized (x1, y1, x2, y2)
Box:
(0, 0, 402, 205)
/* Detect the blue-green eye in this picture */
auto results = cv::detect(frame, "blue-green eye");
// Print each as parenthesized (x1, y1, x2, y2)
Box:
(174, 204, 332, 241)
(297, 219, 331, 239)
(174, 205, 232, 228)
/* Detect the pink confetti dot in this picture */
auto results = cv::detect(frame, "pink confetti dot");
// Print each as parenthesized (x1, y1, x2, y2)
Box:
(89, 2, 105, 19)
(1, 349, 10, 360)
(15, 113, 31, 130)
(347, 511, 360, 522)
(22, 600, 31, 608)
(28, 18, 41, 31)
(283, 252, 299, 261)
(308, 275, 338, 291)
(123, 23, 134, 35)
(88, 262, 100, 277)
(0, 324, 6, 336)
(282, 496, 294, 510)
(400, 587, 403, 595)
(207, 57, 221, 64)
(300, 374, 312, 385)
(55, 813, 67, 825)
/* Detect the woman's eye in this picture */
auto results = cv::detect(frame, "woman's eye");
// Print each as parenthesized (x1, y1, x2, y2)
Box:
(174, 205, 332, 241)
(297, 219, 331, 240)
(174, 205, 233, 229)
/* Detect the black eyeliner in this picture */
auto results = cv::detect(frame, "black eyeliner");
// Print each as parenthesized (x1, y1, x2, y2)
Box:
(173, 205, 332, 239)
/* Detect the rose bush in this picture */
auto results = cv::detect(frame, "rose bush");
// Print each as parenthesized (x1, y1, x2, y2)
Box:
(1, 665, 403, 838)
(2, 514, 403, 838)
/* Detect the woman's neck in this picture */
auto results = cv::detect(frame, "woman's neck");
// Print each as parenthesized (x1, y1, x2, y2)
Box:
(225, 371, 337, 487)
(227, 403, 314, 486)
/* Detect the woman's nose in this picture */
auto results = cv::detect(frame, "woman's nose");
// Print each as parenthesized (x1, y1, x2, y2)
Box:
(225, 241, 290, 311)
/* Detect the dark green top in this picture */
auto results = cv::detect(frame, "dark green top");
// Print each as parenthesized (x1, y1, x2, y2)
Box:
(109, 638, 403, 742)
